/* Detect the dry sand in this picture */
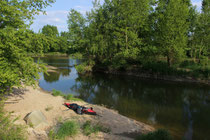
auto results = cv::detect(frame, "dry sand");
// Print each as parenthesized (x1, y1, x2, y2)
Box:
(4, 86, 154, 140)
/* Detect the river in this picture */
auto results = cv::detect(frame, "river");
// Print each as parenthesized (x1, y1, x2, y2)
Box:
(34, 56, 210, 140)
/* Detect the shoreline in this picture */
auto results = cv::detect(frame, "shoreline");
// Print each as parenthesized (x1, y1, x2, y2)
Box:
(94, 69, 210, 86)
(4, 86, 154, 140)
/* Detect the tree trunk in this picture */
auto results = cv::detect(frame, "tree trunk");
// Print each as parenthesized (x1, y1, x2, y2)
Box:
(167, 56, 171, 67)
(126, 27, 128, 50)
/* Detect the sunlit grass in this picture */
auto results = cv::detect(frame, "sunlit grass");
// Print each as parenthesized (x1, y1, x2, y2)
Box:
(52, 89, 83, 101)
(49, 120, 79, 140)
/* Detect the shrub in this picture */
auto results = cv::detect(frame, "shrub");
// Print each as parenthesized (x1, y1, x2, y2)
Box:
(49, 120, 79, 139)
(135, 129, 172, 140)
(69, 52, 83, 59)
(64, 94, 73, 100)
(51, 89, 83, 101)
(0, 100, 26, 140)
(57, 121, 79, 138)
(75, 63, 92, 74)
(52, 89, 62, 96)
(82, 121, 110, 136)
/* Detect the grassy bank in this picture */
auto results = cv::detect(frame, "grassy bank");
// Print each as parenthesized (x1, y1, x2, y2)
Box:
(51, 89, 83, 101)
(48, 120, 110, 140)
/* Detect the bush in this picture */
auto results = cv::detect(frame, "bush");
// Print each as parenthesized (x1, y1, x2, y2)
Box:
(64, 94, 73, 100)
(52, 89, 83, 101)
(69, 52, 83, 59)
(75, 63, 92, 74)
(52, 89, 62, 96)
(57, 121, 79, 138)
(49, 120, 79, 139)
(135, 129, 172, 140)
(0, 100, 26, 140)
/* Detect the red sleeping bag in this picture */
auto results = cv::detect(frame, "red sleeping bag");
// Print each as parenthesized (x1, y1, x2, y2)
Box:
(64, 103, 97, 115)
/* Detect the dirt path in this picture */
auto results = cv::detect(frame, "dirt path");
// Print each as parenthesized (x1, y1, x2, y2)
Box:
(4, 86, 154, 140)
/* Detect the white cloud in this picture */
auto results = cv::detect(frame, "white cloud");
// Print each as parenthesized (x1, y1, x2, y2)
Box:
(31, 10, 69, 32)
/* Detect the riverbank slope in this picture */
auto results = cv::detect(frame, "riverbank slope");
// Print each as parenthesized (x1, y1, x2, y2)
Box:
(4, 86, 154, 140)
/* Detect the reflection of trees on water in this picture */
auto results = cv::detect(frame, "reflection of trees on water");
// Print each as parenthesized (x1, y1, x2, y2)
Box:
(42, 57, 72, 83)
(44, 68, 71, 83)
(71, 73, 210, 139)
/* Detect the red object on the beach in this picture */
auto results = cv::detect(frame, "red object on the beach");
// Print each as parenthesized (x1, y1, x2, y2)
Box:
(64, 103, 97, 115)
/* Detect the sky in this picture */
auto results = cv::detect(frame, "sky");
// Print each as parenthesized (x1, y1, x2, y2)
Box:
(30, 0, 202, 33)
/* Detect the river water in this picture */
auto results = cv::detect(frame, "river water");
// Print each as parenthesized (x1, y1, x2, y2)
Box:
(35, 56, 210, 140)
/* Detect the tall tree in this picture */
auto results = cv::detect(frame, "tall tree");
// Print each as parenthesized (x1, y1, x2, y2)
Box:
(190, 0, 210, 63)
(86, 0, 150, 67)
(155, 0, 189, 66)
(67, 9, 86, 52)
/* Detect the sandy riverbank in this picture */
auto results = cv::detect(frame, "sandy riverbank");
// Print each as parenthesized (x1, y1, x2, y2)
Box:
(4, 86, 154, 140)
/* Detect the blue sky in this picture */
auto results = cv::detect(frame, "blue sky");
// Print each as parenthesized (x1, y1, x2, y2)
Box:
(30, 0, 202, 33)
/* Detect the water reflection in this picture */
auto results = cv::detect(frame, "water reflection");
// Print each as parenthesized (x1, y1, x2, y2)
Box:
(44, 69, 71, 83)
(71, 73, 210, 140)
(36, 56, 210, 140)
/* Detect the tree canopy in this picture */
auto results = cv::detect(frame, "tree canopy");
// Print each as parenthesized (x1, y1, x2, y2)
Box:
(0, 0, 55, 94)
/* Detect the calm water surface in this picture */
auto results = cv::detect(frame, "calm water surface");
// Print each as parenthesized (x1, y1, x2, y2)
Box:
(35, 56, 210, 140)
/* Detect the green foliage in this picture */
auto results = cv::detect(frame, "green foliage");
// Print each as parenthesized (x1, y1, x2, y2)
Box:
(0, 28, 47, 94)
(0, 0, 54, 29)
(52, 89, 62, 96)
(63, 0, 209, 80)
(135, 129, 172, 140)
(69, 52, 83, 59)
(0, 0, 54, 94)
(42, 25, 59, 37)
(56, 121, 79, 138)
(82, 121, 110, 136)
(52, 89, 83, 101)
(155, 0, 189, 66)
(67, 9, 87, 53)
(49, 120, 79, 139)
(0, 101, 26, 140)
(75, 61, 94, 74)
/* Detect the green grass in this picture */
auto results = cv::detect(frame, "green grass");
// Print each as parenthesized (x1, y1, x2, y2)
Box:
(69, 52, 83, 59)
(135, 129, 172, 140)
(82, 121, 110, 136)
(52, 89, 83, 101)
(49, 120, 79, 140)
(52, 89, 63, 96)
(0, 100, 26, 140)
(49, 120, 110, 139)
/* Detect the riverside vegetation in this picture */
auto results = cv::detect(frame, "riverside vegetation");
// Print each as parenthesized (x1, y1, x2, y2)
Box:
(0, 0, 209, 139)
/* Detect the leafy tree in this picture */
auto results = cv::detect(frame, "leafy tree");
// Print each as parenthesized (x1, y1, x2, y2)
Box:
(0, 0, 54, 94)
(67, 9, 86, 53)
(0, 0, 54, 29)
(190, 0, 210, 64)
(84, 0, 150, 68)
(42, 24, 59, 37)
(155, 0, 189, 66)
